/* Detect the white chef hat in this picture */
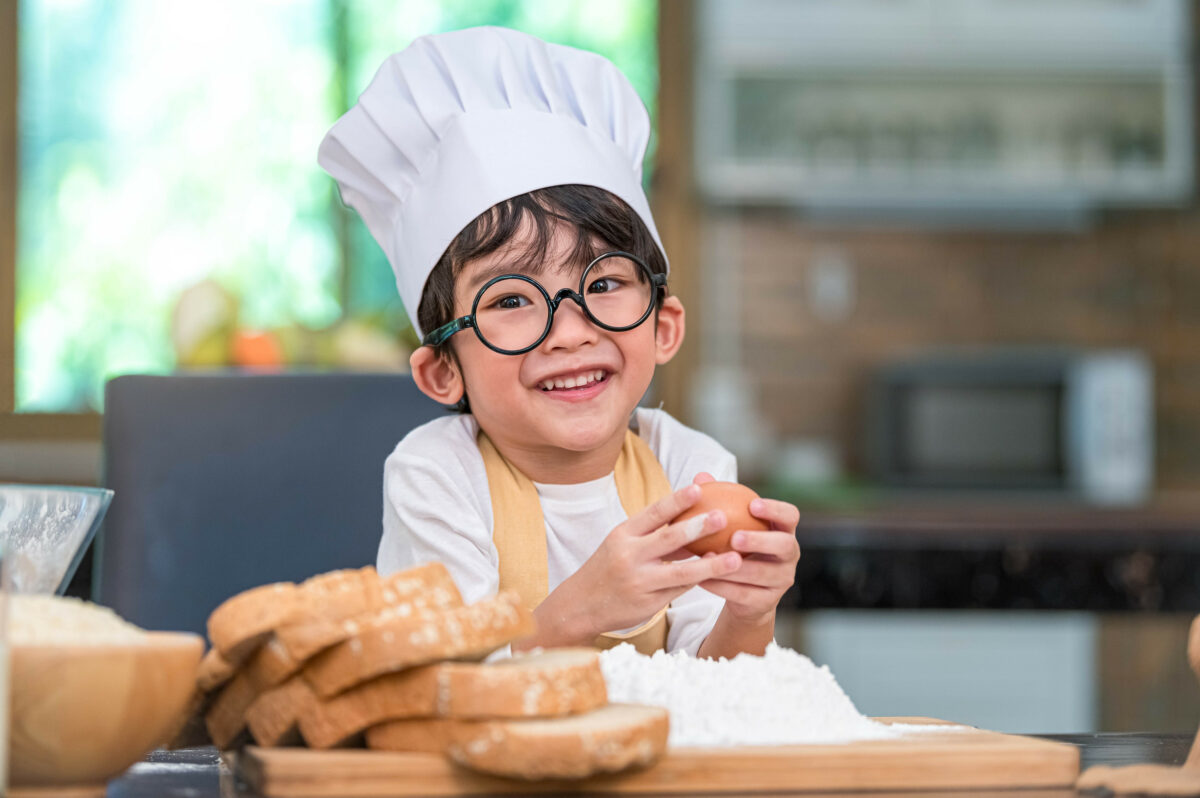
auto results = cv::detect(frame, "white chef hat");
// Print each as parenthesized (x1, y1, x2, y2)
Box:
(318, 26, 666, 338)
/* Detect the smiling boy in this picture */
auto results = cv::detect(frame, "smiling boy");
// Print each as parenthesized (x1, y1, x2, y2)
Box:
(319, 28, 800, 658)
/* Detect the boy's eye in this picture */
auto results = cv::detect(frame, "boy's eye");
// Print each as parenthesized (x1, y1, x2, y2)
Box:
(493, 294, 531, 310)
(586, 277, 620, 294)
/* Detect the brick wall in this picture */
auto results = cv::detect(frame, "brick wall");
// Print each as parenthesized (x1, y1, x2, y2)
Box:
(704, 207, 1200, 489)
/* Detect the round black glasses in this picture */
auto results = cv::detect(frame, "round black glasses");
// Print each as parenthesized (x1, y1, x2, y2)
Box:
(421, 251, 667, 355)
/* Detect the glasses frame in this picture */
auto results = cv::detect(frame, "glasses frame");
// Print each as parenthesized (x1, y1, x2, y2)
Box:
(421, 251, 667, 355)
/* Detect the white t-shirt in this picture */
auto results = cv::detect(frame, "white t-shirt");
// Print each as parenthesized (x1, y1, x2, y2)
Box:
(379, 407, 736, 655)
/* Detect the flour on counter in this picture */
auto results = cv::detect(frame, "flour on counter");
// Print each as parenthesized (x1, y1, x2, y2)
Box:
(600, 642, 958, 748)
(9, 594, 147, 645)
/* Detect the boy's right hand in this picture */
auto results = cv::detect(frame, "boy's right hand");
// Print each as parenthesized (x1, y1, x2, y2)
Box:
(531, 484, 743, 644)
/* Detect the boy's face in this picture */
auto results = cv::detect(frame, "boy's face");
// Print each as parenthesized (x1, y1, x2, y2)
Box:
(417, 219, 684, 469)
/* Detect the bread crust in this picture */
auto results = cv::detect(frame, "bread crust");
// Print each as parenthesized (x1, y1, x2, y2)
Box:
(301, 648, 604, 750)
(435, 648, 606, 718)
(445, 703, 670, 780)
(245, 675, 318, 747)
(206, 582, 301, 664)
(301, 592, 535, 698)
(275, 563, 462, 662)
(204, 669, 260, 750)
(364, 717, 472, 754)
(298, 664, 440, 749)
(196, 646, 236, 692)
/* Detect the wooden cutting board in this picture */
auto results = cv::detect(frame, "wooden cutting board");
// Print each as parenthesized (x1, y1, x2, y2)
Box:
(237, 718, 1080, 796)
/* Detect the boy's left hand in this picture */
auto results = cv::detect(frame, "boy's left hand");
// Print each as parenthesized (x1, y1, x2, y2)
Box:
(692, 473, 801, 624)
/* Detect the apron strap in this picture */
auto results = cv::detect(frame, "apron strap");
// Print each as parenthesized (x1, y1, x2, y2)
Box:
(480, 426, 674, 654)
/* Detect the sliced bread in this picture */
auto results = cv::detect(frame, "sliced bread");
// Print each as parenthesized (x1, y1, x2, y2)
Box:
(206, 581, 301, 664)
(432, 647, 606, 719)
(196, 646, 236, 692)
(364, 717, 469, 754)
(206, 567, 382, 666)
(243, 635, 303, 689)
(301, 591, 535, 698)
(298, 664, 440, 749)
(205, 668, 259, 750)
(275, 562, 462, 662)
(297, 648, 604, 750)
(444, 703, 670, 780)
(245, 675, 318, 747)
(204, 635, 307, 749)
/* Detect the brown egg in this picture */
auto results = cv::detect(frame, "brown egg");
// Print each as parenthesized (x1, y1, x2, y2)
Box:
(670, 481, 770, 556)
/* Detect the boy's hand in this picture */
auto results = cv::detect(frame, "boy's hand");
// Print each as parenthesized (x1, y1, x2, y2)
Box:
(544, 484, 744, 640)
(692, 472, 801, 627)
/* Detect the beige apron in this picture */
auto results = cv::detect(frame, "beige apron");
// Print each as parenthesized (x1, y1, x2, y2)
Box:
(478, 428, 672, 654)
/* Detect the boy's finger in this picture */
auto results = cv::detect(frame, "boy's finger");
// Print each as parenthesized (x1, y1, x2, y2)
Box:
(749, 498, 801, 531)
(703, 559, 793, 589)
(623, 484, 702, 537)
(730, 529, 801, 561)
(692, 471, 716, 485)
(699, 578, 774, 606)
(645, 509, 726, 559)
(658, 551, 742, 589)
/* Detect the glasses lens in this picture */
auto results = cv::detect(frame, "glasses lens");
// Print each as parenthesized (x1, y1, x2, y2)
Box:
(582, 255, 654, 330)
(474, 277, 550, 352)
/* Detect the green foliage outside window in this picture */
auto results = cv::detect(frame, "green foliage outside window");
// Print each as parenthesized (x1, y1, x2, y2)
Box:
(16, 0, 657, 411)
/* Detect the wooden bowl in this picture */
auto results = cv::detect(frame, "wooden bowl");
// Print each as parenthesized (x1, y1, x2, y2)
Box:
(10, 631, 204, 788)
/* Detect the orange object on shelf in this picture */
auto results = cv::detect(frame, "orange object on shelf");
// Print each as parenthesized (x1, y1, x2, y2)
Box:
(232, 330, 285, 370)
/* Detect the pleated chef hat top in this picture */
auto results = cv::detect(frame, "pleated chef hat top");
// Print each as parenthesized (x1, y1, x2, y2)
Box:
(318, 26, 666, 338)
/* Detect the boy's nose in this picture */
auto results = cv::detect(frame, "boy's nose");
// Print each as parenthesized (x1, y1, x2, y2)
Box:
(542, 293, 598, 350)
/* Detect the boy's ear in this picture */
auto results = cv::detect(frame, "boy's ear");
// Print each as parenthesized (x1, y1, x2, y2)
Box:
(654, 296, 686, 365)
(410, 346, 465, 405)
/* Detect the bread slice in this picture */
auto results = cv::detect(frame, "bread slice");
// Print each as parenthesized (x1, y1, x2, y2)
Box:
(244, 636, 302, 689)
(364, 717, 467, 754)
(205, 634, 307, 749)
(275, 563, 462, 662)
(197, 646, 236, 692)
(205, 668, 259, 750)
(245, 675, 318, 747)
(299, 664, 440, 749)
(206, 567, 382, 666)
(206, 581, 301, 664)
(298, 648, 604, 750)
(432, 647, 606, 719)
(444, 703, 670, 780)
(203, 564, 470, 750)
(301, 591, 535, 698)
(241, 564, 463, 691)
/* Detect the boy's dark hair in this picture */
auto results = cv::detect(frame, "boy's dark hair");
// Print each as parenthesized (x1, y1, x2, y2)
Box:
(418, 184, 668, 413)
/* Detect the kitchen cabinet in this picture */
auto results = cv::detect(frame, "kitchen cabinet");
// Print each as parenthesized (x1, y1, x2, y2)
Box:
(695, 0, 1192, 223)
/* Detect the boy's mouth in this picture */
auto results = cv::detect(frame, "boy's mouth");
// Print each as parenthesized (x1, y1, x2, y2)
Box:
(537, 369, 608, 392)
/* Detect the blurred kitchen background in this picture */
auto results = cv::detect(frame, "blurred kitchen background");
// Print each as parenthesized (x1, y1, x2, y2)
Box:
(3, 0, 1200, 735)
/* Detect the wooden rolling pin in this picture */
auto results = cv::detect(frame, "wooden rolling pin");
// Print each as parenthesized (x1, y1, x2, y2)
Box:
(1186, 615, 1200, 771)
(1077, 615, 1200, 796)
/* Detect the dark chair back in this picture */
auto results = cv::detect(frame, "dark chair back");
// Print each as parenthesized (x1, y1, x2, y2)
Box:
(98, 372, 442, 635)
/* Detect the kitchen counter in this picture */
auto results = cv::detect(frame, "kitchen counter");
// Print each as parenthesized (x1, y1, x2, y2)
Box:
(788, 496, 1200, 611)
(102, 734, 1194, 797)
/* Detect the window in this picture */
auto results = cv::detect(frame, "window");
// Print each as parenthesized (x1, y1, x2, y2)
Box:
(10, 0, 657, 412)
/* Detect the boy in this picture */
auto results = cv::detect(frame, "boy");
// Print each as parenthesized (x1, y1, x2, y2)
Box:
(319, 27, 800, 658)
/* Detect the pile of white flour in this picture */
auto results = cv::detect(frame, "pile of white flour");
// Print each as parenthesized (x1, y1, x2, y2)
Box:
(600, 642, 915, 748)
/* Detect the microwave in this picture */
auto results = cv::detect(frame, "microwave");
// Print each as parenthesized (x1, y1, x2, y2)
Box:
(865, 348, 1154, 505)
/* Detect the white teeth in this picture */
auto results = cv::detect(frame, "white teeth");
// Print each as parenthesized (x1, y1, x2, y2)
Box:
(540, 370, 607, 391)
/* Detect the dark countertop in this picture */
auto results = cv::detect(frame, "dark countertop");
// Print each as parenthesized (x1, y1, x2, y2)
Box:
(782, 493, 1200, 611)
(791, 492, 1200, 549)
(103, 735, 1195, 797)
